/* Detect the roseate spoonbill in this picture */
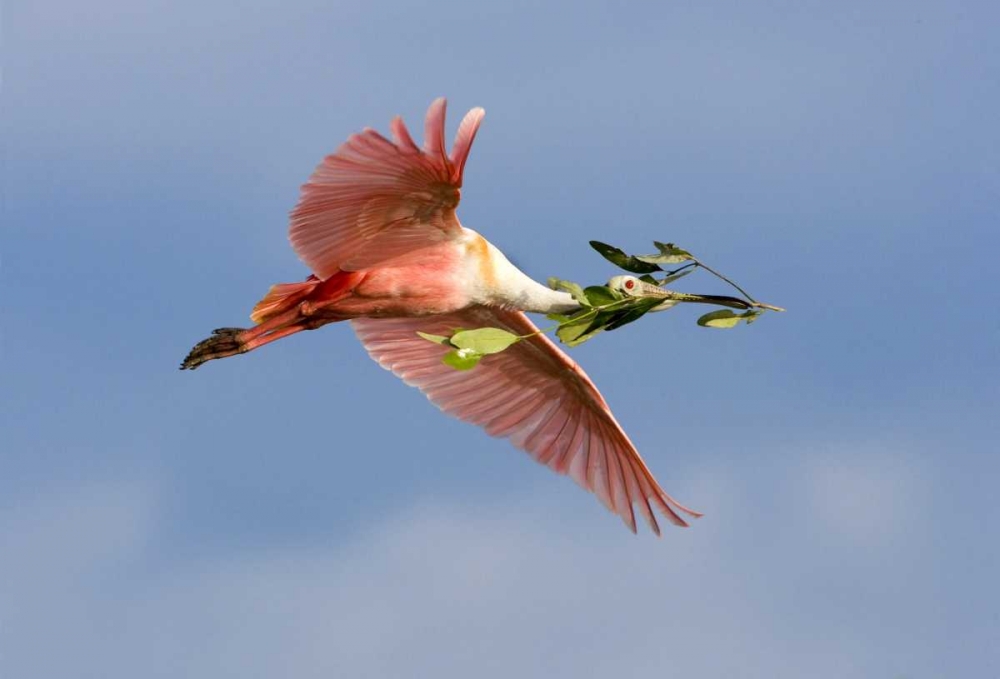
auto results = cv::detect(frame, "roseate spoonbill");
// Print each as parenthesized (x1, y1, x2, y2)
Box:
(182, 98, 701, 534)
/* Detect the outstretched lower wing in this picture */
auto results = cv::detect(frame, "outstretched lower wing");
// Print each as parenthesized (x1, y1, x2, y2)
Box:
(352, 307, 701, 535)
(289, 98, 485, 279)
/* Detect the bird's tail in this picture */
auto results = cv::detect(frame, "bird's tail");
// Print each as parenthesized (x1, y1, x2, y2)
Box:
(250, 275, 323, 324)
(181, 272, 356, 370)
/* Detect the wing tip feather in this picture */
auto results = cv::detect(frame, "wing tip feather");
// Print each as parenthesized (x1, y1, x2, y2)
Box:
(449, 106, 485, 183)
(424, 97, 448, 161)
(351, 310, 703, 537)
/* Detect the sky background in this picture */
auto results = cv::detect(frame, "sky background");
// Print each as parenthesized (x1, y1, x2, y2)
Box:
(3, 0, 998, 676)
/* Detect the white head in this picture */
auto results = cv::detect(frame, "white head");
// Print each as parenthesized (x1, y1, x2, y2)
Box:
(607, 274, 677, 311)
(607, 275, 643, 296)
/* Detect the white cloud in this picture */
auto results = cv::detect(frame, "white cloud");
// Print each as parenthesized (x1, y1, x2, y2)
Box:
(797, 441, 928, 545)
(0, 458, 944, 678)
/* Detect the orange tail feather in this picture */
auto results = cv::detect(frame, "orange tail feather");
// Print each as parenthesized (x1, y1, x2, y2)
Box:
(250, 275, 322, 323)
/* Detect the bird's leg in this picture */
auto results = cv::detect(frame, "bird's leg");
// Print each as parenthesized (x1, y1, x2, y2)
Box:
(180, 303, 341, 370)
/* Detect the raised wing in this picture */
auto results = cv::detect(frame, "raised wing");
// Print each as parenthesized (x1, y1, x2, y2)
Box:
(289, 98, 485, 279)
(352, 307, 702, 534)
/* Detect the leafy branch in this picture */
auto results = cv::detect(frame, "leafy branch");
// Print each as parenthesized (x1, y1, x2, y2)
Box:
(418, 240, 785, 369)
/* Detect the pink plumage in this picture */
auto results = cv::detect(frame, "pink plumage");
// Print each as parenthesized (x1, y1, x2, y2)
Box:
(182, 98, 701, 534)
(352, 308, 701, 534)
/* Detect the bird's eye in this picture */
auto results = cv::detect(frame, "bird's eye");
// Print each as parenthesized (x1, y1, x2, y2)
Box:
(624, 279, 635, 290)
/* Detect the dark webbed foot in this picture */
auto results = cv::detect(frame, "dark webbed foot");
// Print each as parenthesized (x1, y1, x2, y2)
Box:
(180, 328, 246, 370)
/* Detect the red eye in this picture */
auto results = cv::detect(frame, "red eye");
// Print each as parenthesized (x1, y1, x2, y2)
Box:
(625, 279, 635, 290)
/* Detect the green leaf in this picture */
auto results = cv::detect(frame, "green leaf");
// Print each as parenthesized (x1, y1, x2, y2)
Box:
(547, 277, 591, 306)
(554, 299, 662, 347)
(589, 241, 662, 274)
(561, 323, 607, 347)
(636, 242, 694, 265)
(604, 297, 664, 331)
(654, 241, 693, 260)
(552, 282, 705, 346)
(638, 274, 660, 285)
(442, 349, 483, 370)
(416, 331, 451, 345)
(565, 330, 605, 346)
(555, 309, 598, 345)
(697, 310, 742, 328)
(449, 328, 521, 355)
(696, 309, 763, 328)
(634, 255, 677, 265)
(583, 285, 621, 306)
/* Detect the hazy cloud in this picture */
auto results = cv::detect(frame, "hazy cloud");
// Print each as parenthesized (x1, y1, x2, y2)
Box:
(0, 458, 955, 679)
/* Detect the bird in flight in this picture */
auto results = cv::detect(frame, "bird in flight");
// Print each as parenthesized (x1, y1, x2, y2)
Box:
(182, 98, 701, 534)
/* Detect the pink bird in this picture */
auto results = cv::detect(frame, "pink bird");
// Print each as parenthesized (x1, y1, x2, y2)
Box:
(182, 98, 701, 534)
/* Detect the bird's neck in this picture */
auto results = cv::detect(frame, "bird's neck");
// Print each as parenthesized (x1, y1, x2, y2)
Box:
(503, 276, 580, 314)
(478, 238, 581, 314)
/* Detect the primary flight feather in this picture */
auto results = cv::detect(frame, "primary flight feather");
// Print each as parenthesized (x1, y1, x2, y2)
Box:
(182, 98, 701, 534)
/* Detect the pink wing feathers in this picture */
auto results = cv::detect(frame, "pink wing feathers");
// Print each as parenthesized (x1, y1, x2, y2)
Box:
(352, 307, 702, 534)
(289, 98, 485, 279)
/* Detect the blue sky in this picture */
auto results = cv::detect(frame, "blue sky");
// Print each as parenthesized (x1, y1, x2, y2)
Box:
(3, 0, 998, 676)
